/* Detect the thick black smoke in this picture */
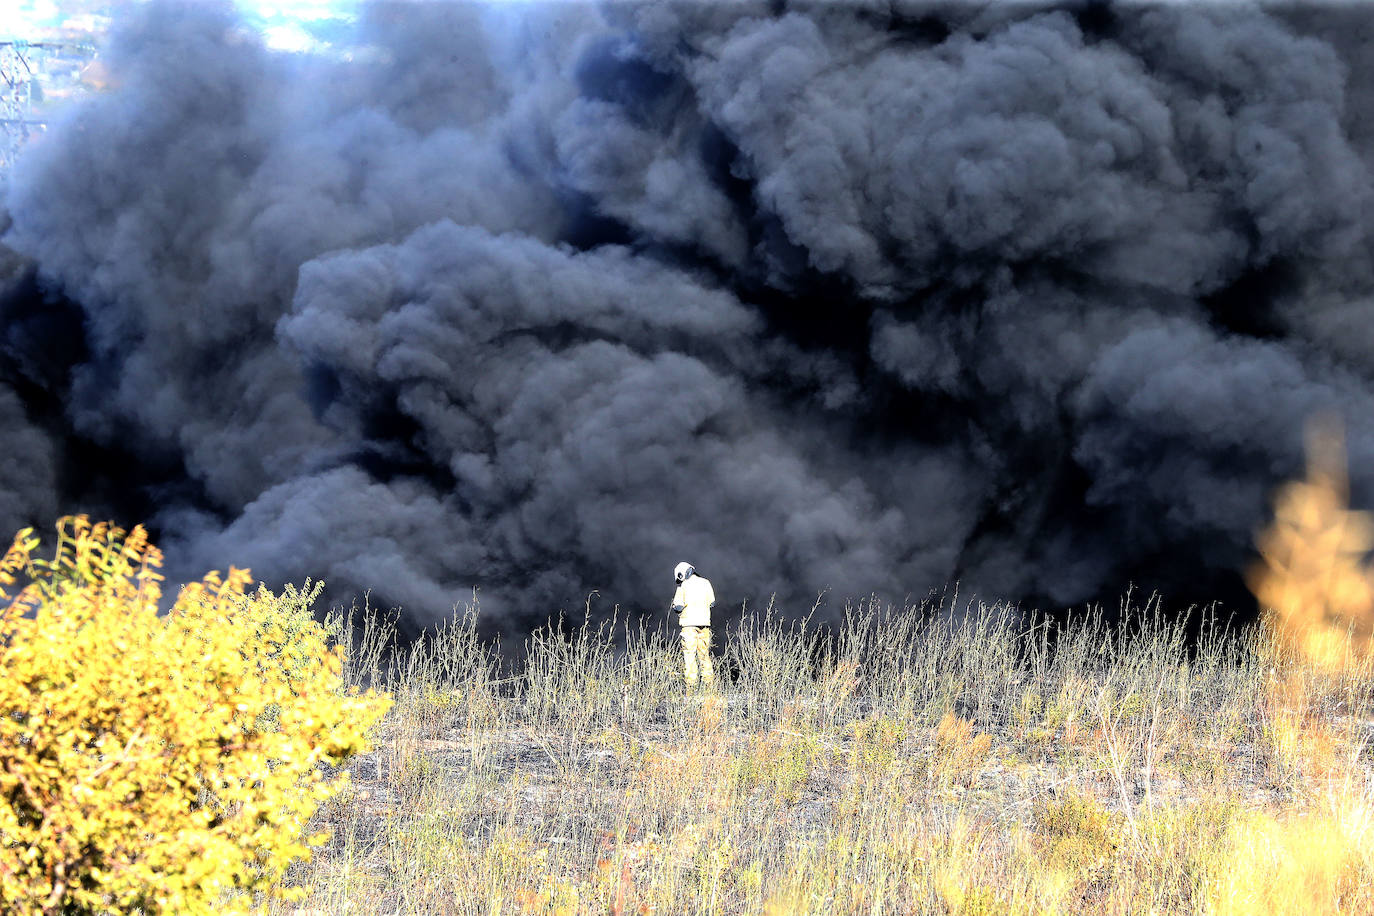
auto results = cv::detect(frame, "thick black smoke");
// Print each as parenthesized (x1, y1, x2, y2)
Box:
(3, 0, 1374, 632)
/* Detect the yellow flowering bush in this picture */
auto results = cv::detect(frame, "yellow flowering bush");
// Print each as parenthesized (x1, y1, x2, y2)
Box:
(0, 516, 391, 915)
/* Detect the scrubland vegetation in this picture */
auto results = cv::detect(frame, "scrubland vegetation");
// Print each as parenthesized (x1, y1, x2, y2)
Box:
(279, 426, 1374, 915)
(5, 428, 1374, 915)
(277, 588, 1373, 916)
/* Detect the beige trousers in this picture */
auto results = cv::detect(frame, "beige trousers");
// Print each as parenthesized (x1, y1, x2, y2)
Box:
(679, 626, 714, 686)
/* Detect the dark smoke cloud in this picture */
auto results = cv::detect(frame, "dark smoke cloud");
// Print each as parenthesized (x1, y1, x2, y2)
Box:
(3, 0, 1374, 632)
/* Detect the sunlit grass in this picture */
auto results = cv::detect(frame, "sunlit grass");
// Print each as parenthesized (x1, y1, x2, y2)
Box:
(264, 589, 1373, 916)
(270, 422, 1374, 915)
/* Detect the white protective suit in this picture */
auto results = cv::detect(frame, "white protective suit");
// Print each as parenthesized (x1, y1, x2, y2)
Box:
(672, 564, 716, 687)
(672, 574, 715, 627)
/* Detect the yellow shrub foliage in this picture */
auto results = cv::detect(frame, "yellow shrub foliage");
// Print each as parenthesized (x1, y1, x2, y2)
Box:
(0, 516, 391, 915)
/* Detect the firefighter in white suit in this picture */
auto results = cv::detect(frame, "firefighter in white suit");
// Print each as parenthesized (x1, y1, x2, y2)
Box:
(671, 561, 715, 687)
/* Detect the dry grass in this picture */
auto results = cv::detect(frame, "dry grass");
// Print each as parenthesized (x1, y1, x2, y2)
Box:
(271, 422, 1374, 915)
(265, 593, 1374, 916)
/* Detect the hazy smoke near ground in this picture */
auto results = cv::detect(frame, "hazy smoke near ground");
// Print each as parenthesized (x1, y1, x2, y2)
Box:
(3, 0, 1374, 632)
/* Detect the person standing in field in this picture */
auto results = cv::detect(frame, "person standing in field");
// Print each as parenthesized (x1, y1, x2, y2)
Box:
(672, 562, 715, 687)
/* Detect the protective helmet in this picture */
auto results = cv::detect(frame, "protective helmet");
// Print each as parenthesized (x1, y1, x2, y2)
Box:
(674, 562, 695, 583)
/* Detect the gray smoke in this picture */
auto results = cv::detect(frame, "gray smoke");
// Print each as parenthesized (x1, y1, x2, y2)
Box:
(3, 0, 1374, 631)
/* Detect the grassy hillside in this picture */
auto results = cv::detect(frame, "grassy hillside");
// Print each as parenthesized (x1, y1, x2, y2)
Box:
(274, 594, 1374, 915)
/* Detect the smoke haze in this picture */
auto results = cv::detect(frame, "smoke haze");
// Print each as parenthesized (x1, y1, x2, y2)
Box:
(3, 0, 1374, 632)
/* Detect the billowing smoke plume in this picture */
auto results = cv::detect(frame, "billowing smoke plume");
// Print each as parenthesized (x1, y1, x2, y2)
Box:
(3, 1, 1374, 632)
